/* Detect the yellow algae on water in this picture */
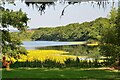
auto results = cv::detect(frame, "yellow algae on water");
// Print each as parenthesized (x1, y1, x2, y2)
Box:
(12, 50, 92, 63)
(3, 50, 100, 64)
(19, 50, 74, 63)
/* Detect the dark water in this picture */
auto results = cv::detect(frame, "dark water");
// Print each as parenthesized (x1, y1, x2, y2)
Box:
(38, 45, 100, 57)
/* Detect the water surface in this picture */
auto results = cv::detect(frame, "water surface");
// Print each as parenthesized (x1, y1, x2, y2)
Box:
(22, 41, 86, 49)
(22, 41, 100, 57)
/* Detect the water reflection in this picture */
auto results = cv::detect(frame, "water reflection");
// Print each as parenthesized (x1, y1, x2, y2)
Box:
(37, 45, 101, 58)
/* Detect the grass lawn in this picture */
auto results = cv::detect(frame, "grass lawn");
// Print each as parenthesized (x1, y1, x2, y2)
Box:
(1, 68, 120, 79)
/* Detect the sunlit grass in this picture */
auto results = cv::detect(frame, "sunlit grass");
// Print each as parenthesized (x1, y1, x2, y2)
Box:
(2, 68, 120, 79)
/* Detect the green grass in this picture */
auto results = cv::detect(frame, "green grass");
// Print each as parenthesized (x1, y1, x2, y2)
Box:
(2, 68, 120, 79)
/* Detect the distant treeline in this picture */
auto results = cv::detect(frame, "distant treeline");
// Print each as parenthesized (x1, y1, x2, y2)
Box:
(32, 17, 110, 41)
(10, 31, 34, 41)
(10, 17, 110, 41)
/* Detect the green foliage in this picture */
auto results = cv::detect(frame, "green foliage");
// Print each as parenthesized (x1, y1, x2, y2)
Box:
(108, 7, 117, 24)
(10, 31, 33, 41)
(100, 7, 120, 67)
(31, 19, 110, 41)
(10, 57, 107, 68)
(1, 8, 29, 30)
(0, 8, 29, 58)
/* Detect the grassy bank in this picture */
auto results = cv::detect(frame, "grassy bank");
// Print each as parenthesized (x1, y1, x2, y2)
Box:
(2, 68, 120, 79)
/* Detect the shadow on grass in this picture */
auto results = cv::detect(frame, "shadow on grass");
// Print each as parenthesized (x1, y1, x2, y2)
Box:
(1, 68, 120, 80)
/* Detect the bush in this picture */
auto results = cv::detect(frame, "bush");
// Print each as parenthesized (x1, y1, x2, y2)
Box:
(10, 58, 110, 68)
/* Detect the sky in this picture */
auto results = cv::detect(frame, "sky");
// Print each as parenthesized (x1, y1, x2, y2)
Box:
(1, 0, 118, 30)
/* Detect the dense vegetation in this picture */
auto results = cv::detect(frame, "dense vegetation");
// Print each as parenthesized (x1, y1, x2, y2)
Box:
(10, 31, 34, 41)
(31, 17, 110, 41)
(12, 17, 110, 42)
(10, 58, 108, 68)
(0, 8, 29, 58)
(100, 7, 120, 68)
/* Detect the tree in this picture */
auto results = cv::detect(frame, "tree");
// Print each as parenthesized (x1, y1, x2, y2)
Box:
(100, 7, 120, 68)
(0, 7, 29, 59)
(108, 7, 117, 24)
